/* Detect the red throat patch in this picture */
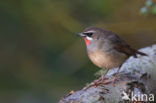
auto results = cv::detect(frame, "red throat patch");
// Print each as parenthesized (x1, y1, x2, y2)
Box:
(83, 37, 91, 45)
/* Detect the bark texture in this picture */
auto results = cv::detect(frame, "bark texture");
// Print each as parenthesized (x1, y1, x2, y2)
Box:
(59, 45, 156, 103)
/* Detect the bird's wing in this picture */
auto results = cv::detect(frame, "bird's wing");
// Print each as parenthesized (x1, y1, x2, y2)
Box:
(107, 34, 138, 57)
(107, 34, 147, 57)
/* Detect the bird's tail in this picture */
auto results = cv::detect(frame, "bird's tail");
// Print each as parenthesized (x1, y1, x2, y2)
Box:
(136, 50, 148, 56)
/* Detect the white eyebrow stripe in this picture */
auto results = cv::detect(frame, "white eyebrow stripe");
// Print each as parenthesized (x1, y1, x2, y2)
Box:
(83, 30, 96, 33)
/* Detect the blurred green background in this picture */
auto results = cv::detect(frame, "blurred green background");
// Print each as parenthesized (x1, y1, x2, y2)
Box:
(0, 0, 156, 103)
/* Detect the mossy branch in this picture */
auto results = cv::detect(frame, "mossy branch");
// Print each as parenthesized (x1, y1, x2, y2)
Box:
(59, 45, 156, 103)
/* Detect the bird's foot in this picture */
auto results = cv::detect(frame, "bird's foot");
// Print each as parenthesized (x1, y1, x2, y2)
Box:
(93, 76, 112, 87)
(84, 79, 112, 90)
(93, 75, 118, 87)
(93, 80, 112, 87)
(85, 75, 118, 90)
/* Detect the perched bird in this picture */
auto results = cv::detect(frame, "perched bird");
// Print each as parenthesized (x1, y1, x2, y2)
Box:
(76, 26, 147, 84)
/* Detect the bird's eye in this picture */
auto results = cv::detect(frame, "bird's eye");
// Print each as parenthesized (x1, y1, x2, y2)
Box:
(84, 33, 93, 37)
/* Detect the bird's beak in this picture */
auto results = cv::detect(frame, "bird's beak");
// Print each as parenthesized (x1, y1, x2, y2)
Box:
(75, 33, 85, 37)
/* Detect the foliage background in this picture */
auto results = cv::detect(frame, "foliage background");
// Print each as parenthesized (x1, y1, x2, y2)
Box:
(0, 0, 156, 103)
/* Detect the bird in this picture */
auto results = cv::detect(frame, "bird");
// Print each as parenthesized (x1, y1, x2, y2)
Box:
(76, 26, 147, 85)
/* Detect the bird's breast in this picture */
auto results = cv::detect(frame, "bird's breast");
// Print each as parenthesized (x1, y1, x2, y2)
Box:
(87, 49, 128, 69)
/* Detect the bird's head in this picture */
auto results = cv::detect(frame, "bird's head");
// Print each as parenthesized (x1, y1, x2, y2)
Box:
(76, 26, 106, 46)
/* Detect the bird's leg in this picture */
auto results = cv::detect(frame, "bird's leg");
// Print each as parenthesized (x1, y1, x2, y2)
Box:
(93, 69, 111, 87)
(101, 69, 109, 81)
(94, 65, 122, 87)
(112, 65, 122, 84)
(94, 69, 109, 82)
(89, 66, 122, 88)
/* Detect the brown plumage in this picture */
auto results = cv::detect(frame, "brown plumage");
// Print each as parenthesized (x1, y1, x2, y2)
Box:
(76, 26, 147, 84)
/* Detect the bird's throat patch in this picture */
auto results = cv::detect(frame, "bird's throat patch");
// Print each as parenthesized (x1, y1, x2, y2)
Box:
(83, 37, 91, 45)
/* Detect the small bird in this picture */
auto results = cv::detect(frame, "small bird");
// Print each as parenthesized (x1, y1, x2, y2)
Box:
(76, 26, 147, 84)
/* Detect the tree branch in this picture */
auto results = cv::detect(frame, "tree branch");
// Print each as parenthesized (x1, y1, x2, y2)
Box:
(59, 45, 156, 103)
